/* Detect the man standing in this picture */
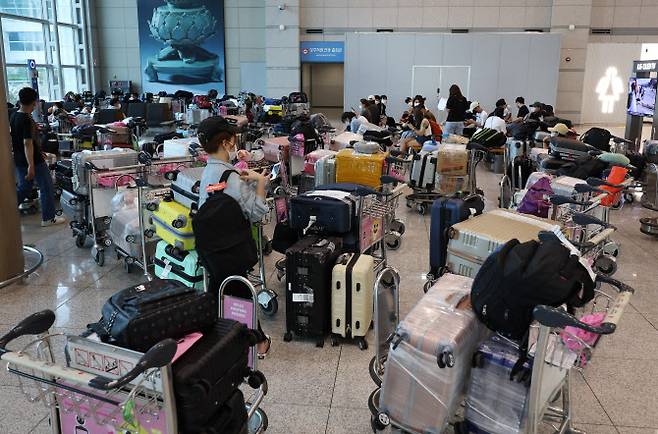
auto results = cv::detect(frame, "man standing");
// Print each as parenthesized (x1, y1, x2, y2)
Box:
(11, 87, 65, 227)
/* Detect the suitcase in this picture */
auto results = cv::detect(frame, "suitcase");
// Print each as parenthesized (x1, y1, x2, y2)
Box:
(429, 196, 484, 277)
(642, 163, 658, 210)
(259, 136, 290, 162)
(435, 174, 469, 196)
(549, 137, 596, 161)
(225, 115, 249, 130)
(331, 132, 363, 151)
(506, 138, 528, 163)
(173, 318, 251, 431)
(289, 190, 355, 234)
(525, 173, 587, 198)
(409, 151, 437, 190)
(163, 137, 199, 158)
(379, 273, 490, 434)
(335, 148, 387, 188)
(304, 149, 336, 176)
(200, 388, 248, 434)
(60, 189, 85, 224)
(533, 130, 551, 146)
(446, 209, 559, 278)
(153, 241, 204, 289)
(446, 134, 469, 145)
(171, 167, 205, 210)
(109, 207, 142, 258)
(285, 236, 343, 344)
(508, 156, 534, 190)
(151, 199, 196, 251)
(580, 127, 611, 152)
(55, 159, 74, 194)
(315, 155, 337, 187)
(71, 149, 139, 195)
(331, 253, 375, 344)
(437, 144, 469, 176)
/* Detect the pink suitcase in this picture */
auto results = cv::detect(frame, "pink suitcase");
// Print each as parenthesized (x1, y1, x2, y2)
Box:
(304, 149, 337, 175)
(260, 136, 290, 162)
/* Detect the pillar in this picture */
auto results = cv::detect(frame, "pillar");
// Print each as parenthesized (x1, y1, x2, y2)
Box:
(265, 0, 300, 97)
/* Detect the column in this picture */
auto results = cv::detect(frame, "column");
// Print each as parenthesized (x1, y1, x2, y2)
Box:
(265, 0, 300, 97)
(551, 0, 593, 125)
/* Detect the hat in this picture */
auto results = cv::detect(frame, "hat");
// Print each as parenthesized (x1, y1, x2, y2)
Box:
(530, 101, 543, 108)
(197, 116, 239, 145)
(548, 123, 570, 136)
(367, 95, 375, 101)
(469, 101, 481, 111)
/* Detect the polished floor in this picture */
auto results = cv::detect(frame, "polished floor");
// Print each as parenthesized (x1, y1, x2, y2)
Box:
(2, 139, 658, 434)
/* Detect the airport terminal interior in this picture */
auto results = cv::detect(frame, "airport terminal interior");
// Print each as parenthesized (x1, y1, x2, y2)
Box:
(1, 1, 658, 433)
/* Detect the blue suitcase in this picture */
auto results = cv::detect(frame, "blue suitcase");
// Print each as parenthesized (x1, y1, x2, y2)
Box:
(289, 190, 356, 234)
(429, 196, 484, 278)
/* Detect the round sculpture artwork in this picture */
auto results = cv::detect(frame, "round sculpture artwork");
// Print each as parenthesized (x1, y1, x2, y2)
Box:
(144, 0, 222, 84)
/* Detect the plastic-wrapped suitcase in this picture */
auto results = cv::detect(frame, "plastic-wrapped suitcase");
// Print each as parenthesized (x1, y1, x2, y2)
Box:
(289, 190, 356, 234)
(437, 144, 469, 176)
(201, 388, 248, 434)
(173, 318, 251, 431)
(71, 149, 139, 195)
(260, 136, 290, 162)
(335, 148, 387, 188)
(409, 151, 437, 190)
(524, 173, 587, 198)
(331, 132, 363, 151)
(436, 174, 469, 195)
(151, 199, 196, 251)
(170, 167, 204, 210)
(446, 209, 560, 278)
(379, 273, 490, 434)
(315, 155, 337, 187)
(549, 137, 596, 161)
(331, 253, 375, 344)
(285, 236, 343, 344)
(153, 241, 204, 289)
(109, 207, 142, 258)
(429, 196, 485, 278)
(60, 189, 85, 224)
(507, 138, 528, 162)
(55, 159, 74, 193)
(642, 164, 658, 210)
(304, 149, 336, 176)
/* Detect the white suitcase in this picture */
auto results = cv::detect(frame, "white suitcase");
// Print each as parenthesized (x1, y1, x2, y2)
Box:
(409, 151, 437, 190)
(506, 138, 527, 162)
(331, 253, 375, 345)
(315, 155, 337, 187)
(331, 132, 362, 151)
(72, 149, 139, 195)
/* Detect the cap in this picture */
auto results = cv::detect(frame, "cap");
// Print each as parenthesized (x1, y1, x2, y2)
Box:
(197, 116, 239, 145)
(530, 101, 543, 108)
(548, 123, 570, 136)
(469, 101, 481, 111)
(367, 95, 375, 101)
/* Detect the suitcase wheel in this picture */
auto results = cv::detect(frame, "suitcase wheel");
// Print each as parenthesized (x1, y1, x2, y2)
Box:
(357, 337, 368, 351)
(146, 202, 158, 212)
(172, 218, 186, 229)
(372, 413, 390, 431)
(330, 335, 340, 347)
(283, 332, 293, 342)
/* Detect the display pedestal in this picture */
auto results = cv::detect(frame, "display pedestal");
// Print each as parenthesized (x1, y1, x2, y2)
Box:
(145, 57, 222, 84)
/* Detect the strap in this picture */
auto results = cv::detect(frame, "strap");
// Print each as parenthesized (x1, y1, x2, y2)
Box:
(219, 169, 238, 184)
(511, 329, 531, 381)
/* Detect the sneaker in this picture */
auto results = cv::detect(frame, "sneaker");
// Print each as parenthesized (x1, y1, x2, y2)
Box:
(41, 216, 66, 227)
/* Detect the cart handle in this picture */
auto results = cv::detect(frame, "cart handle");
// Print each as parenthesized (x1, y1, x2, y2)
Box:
(314, 183, 381, 197)
(88, 339, 177, 391)
(549, 195, 591, 207)
(0, 310, 56, 351)
(533, 305, 617, 335)
(586, 177, 627, 190)
(572, 212, 615, 230)
(574, 183, 606, 195)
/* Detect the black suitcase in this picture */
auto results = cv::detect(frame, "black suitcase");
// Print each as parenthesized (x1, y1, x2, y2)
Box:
(580, 127, 611, 152)
(195, 389, 248, 434)
(55, 160, 74, 193)
(508, 156, 534, 190)
(173, 318, 252, 430)
(285, 236, 343, 346)
(289, 191, 355, 234)
(549, 136, 596, 161)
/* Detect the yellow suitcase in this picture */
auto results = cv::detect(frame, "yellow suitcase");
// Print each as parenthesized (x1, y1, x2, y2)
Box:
(335, 149, 388, 188)
(151, 199, 196, 251)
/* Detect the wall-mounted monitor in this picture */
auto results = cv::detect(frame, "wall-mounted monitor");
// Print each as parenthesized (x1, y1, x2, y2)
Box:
(628, 77, 657, 117)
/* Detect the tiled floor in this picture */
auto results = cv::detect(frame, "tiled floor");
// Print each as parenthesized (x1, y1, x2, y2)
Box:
(2, 133, 658, 433)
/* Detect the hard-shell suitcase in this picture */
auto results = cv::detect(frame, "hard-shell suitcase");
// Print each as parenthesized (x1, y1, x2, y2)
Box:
(289, 190, 355, 234)
(55, 159, 74, 193)
(170, 167, 205, 210)
(429, 196, 485, 278)
(305, 149, 336, 176)
(335, 148, 387, 188)
(71, 149, 139, 195)
(642, 163, 658, 210)
(109, 207, 142, 258)
(225, 115, 249, 130)
(201, 388, 248, 434)
(315, 155, 337, 187)
(506, 139, 528, 163)
(446, 209, 559, 278)
(533, 130, 551, 146)
(549, 137, 596, 161)
(60, 189, 85, 224)
(151, 199, 196, 251)
(525, 173, 587, 198)
(437, 144, 469, 176)
(331, 253, 375, 344)
(380, 273, 490, 434)
(409, 151, 437, 190)
(153, 241, 204, 289)
(331, 132, 363, 151)
(260, 136, 290, 162)
(285, 236, 343, 344)
(173, 318, 251, 431)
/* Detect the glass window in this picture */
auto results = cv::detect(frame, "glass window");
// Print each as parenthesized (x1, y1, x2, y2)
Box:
(2, 18, 46, 64)
(0, 0, 43, 19)
(57, 25, 75, 65)
(5, 65, 50, 104)
(61, 67, 77, 94)
(55, 0, 73, 24)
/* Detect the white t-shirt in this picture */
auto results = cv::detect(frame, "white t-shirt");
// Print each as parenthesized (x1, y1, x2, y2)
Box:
(475, 110, 488, 128)
(483, 115, 507, 134)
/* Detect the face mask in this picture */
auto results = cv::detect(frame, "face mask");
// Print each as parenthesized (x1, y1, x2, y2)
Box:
(382, 99, 387, 104)
(414, 102, 420, 107)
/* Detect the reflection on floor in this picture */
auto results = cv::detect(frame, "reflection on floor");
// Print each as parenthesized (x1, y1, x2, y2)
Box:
(2, 134, 658, 434)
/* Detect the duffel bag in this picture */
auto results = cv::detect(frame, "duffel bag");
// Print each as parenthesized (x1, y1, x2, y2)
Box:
(471, 128, 507, 148)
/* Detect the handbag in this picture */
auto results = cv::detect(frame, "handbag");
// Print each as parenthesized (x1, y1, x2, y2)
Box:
(88, 279, 216, 352)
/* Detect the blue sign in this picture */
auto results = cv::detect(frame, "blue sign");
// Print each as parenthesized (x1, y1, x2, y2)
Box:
(26, 59, 39, 96)
(300, 41, 344, 63)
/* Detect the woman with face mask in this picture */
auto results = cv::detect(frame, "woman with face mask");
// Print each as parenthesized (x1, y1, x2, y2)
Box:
(197, 116, 272, 358)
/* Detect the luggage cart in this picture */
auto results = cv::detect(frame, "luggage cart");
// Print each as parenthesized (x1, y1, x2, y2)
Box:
(0, 310, 268, 434)
(369, 274, 634, 434)
(247, 198, 279, 317)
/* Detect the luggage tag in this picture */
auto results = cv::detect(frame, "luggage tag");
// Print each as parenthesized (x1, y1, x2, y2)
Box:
(160, 259, 172, 279)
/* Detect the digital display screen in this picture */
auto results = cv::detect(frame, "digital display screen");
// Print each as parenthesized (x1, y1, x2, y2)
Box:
(628, 77, 657, 117)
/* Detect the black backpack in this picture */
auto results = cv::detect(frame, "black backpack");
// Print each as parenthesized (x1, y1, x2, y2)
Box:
(556, 155, 607, 180)
(193, 170, 258, 281)
(580, 127, 612, 152)
(471, 236, 595, 341)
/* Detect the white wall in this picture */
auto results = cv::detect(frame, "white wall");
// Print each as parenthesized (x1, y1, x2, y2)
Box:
(344, 32, 561, 120)
(580, 43, 642, 125)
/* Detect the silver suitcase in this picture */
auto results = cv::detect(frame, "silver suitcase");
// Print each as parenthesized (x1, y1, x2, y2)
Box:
(171, 167, 204, 210)
(506, 139, 527, 162)
(642, 164, 658, 210)
(72, 149, 139, 195)
(315, 155, 336, 187)
(409, 151, 437, 190)
(60, 189, 85, 224)
(109, 207, 142, 258)
(446, 209, 559, 278)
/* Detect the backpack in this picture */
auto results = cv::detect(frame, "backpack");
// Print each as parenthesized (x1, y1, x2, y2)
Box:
(193, 170, 258, 279)
(556, 156, 607, 180)
(517, 177, 553, 218)
(471, 128, 507, 148)
(580, 127, 612, 152)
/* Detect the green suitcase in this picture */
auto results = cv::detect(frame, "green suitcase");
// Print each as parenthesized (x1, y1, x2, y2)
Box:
(153, 241, 204, 289)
